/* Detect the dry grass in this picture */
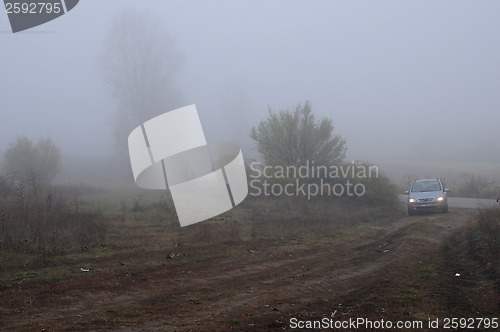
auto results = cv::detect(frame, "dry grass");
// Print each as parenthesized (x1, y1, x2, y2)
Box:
(0, 163, 403, 289)
(473, 206, 500, 259)
(0, 177, 106, 270)
(0, 180, 400, 284)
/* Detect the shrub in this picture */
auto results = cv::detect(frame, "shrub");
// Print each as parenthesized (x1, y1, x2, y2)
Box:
(0, 175, 106, 256)
(454, 173, 500, 199)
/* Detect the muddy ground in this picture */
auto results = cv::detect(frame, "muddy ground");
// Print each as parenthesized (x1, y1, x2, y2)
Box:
(0, 207, 499, 331)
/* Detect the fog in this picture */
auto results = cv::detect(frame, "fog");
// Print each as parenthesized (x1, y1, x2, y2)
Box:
(1, 1, 499, 187)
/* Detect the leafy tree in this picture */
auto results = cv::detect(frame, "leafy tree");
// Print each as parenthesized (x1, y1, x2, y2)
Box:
(101, 9, 183, 158)
(250, 101, 346, 165)
(2, 136, 61, 184)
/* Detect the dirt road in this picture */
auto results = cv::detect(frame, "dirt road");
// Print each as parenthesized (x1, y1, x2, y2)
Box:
(0, 206, 497, 331)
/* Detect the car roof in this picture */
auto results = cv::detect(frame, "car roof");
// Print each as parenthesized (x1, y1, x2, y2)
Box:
(414, 178, 441, 182)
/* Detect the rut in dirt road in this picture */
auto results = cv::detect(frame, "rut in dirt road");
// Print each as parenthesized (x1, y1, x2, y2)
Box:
(0, 209, 475, 331)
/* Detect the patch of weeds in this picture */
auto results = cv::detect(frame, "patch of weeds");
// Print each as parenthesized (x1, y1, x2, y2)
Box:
(229, 318, 240, 325)
(189, 298, 202, 305)
(398, 286, 421, 303)
(3, 266, 83, 285)
(475, 207, 500, 259)
(400, 306, 411, 315)
(396, 264, 439, 316)
(419, 264, 436, 280)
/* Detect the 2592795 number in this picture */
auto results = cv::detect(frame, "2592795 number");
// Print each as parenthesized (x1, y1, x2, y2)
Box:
(5, 2, 62, 14)
(443, 317, 498, 329)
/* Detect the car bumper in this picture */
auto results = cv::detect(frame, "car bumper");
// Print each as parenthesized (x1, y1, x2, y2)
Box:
(408, 201, 447, 212)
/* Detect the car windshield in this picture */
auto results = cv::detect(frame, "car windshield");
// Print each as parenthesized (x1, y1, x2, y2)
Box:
(412, 181, 441, 192)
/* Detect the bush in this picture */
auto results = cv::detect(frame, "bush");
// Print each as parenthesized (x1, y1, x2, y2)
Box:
(454, 173, 500, 199)
(250, 101, 346, 166)
(0, 175, 106, 257)
(247, 161, 397, 209)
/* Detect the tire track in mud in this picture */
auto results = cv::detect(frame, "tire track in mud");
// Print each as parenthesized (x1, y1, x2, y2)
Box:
(161, 211, 473, 330)
(0, 209, 474, 331)
(125, 211, 473, 330)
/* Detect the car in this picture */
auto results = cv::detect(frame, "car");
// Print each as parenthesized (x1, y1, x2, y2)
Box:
(405, 178, 449, 216)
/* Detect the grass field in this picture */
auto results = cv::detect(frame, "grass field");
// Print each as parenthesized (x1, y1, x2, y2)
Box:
(0, 186, 397, 285)
(1, 182, 499, 330)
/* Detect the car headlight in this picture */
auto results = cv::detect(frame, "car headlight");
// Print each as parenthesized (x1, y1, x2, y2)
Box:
(437, 196, 444, 201)
(409, 198, 416, 203)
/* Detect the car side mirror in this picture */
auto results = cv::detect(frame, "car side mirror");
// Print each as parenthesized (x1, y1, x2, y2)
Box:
(444, 188, 450, 192)
(404, 190, 409, 195)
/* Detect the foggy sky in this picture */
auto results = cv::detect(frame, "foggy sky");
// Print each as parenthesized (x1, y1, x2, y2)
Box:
(1, 1, 499, 183)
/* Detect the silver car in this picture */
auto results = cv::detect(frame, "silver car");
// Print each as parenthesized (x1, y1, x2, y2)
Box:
(405, 178, 449, 216)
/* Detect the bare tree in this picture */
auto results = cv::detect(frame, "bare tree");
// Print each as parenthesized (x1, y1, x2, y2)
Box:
(101, 9, 183, 158)
(250, 101, 346, 166)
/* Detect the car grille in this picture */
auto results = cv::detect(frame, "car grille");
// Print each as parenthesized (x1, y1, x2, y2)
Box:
(418, 198, 434, 203)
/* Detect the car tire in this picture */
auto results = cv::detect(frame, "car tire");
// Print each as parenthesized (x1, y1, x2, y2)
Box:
(442, 204, 448, 213)
(408, 208, 415, 216)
